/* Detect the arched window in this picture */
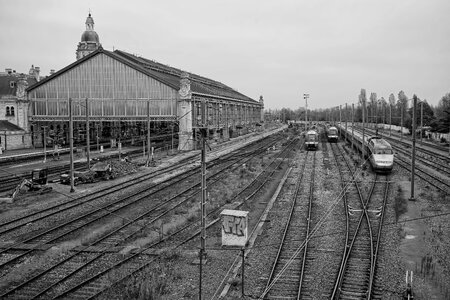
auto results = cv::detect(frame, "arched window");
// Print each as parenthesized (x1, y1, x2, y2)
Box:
(10, 107, 14, 116)
(5, 107, 10, 116)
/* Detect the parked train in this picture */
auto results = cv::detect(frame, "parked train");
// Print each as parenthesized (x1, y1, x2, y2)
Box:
(339, 125, 394, 172)
(305, 129, 319, 150)
(366, 136, 394, 172)
(327, 126, 339, 142)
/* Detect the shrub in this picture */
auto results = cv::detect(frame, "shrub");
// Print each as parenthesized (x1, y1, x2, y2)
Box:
(394, 185, 408, 221)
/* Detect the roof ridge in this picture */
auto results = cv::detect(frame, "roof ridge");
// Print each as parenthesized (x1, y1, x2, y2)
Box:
(114, 50, 241, 93)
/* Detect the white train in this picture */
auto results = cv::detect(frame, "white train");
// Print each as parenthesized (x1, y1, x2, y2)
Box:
(305, 129, 319, 150)
(339, 125, 394, 172)
(327, 126, 339, 142)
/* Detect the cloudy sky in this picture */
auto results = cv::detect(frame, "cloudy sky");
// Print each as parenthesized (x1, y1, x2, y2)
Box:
(1, 0, 449, 109)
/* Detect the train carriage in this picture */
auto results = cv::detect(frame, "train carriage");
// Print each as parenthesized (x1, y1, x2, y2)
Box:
(305, 130, 319, 150)
(367, 137, 394, 172)
(327, 126, 339, 142)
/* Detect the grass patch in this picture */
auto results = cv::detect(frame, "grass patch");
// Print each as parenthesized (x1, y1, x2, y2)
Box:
(394, 185, 408, 221)
(106, 255, 182, 299)
(0, 248, 64, 289)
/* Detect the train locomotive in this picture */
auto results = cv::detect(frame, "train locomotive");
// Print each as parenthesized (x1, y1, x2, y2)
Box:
(327, 126, 339, 142)
(366, 136, 394, 172)
(305, 129, 319, 150)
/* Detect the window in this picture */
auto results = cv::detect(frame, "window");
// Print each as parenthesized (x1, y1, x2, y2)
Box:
(6, 106, 14, 117)
(9, 81, 15, 88)
(5, 106, 15, 116)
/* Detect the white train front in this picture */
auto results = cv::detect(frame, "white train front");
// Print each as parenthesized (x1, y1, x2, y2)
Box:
(367, 136, 394, 172)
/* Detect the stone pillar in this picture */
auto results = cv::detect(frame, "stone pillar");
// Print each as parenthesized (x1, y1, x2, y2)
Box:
(213, 129, 219, 142)
(178, 72, 193, 151)
(259, 95, 264, 123)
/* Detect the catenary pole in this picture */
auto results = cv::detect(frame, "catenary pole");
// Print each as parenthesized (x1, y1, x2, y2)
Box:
(69, 98, 75, 193)
(146, 100, 151, 167)
(362, 97, 366, 159)
(410, 95, 417, 201)
(43, 126, 47, 163)
(351, 103, 354, 151)
(85, 98, 90, 169)
(389, 104, 392, 137)
(420, 101, 423, 145)
(401, 106, 404, 142)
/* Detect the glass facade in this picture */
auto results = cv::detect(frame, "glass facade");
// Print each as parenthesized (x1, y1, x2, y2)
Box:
(29, 53, 178, 121)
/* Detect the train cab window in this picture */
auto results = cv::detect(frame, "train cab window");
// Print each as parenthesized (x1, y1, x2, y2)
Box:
(375, 149, 393, 155)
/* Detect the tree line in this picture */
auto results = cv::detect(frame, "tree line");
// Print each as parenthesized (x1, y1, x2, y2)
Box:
(266, 91, 450, 135)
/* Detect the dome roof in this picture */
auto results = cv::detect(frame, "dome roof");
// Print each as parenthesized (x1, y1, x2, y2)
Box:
(81, 30, 99, 43)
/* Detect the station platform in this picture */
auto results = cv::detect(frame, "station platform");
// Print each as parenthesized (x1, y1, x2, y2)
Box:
(0, 125, 287, 174)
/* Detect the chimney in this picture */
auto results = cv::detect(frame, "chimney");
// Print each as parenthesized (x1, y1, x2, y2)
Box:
(6, 68, 12, 74)
(34, 66, 40, 82)
(50, 69, 55, 75)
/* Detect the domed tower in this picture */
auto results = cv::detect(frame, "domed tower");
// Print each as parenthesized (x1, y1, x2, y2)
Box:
(76, 13, 101, 60)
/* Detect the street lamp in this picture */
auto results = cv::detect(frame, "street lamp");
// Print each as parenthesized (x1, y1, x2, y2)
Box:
(303, 93, 309, 132)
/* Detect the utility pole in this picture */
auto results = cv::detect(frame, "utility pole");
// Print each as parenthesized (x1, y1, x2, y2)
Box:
(389, 104, 392, 137)
(420, 101, 424, 145)
(69, 98, 75, 193)
(96, 123, 100, 151)
(42, 125, 48, 163)
(85, 98, 90, 169)
(351, 103, 354, 151)
(345, 103, 348, 143)
(197, 100, 208, 300)
(401, 105, 404, 142)
(146, 100, 153, 167)
(362, 97, 366, 159)
(410, 95, 417, 201)
(303, 93, 309, 132)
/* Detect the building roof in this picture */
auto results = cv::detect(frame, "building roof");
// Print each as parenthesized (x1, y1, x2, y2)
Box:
(27, 47, 258, 104)
(0, 120, 24, 131)
(113, 50, 256, 103)
(0, 74, 37, 97)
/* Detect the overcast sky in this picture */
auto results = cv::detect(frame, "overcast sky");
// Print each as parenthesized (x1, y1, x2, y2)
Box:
(1, 0, 449, 109)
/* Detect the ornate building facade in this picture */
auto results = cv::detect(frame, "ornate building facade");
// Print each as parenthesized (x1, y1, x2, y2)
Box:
(0, 66, 39, 150)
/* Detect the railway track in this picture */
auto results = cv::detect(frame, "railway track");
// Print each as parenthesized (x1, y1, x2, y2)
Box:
(375, 127, 449, 155)
(0, 134, 283, 299)
(0, 140, 174, 194)
(94, 136, 301, 300)
(330, 143, 389, 299)
(395, 155, 450, 194)
(261, 150, 316, 299)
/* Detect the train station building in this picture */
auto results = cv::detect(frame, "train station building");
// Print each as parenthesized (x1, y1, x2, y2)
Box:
(25, 13, 264, 151)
